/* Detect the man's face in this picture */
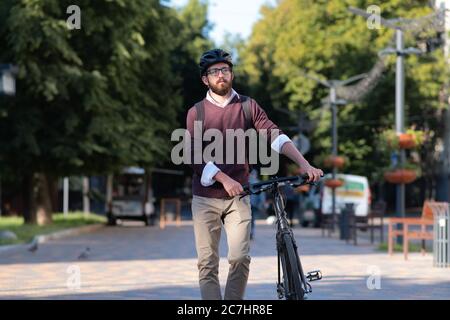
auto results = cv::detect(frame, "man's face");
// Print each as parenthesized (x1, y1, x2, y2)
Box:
(202, 62, 233, 96)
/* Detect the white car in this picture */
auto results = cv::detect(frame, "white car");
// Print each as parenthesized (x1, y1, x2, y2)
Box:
(320, 173, 372, 217)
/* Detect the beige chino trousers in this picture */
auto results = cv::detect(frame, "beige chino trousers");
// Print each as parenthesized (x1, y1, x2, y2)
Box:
(191, 194, 252, 300)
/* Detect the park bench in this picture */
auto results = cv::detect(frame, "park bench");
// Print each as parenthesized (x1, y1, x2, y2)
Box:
(321, 214, 335, 237)
(159, 197, 182, 229)
(347, 200, 386, 246)
(388, 200, 447, 260)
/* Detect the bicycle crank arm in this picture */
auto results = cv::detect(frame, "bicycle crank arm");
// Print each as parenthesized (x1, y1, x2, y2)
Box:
(306, 270, 322, 282)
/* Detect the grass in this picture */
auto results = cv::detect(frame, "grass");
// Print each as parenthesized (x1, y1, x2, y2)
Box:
(377, 242, 431, 253)
(0, 212, 106, 246)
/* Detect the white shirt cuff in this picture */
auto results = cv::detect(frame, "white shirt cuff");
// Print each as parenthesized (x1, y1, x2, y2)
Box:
(271, 134, 292, 153)
(200, 161, 221, 187)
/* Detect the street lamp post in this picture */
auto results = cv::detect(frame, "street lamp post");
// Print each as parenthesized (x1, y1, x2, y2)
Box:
(301, 72, 367, 234)
(349, 7, 423, 243)
(395, 29, 407, 224)
(0, 64, 18, 216)
(378, 34, 422, 223)
(0, 64, 18, 96)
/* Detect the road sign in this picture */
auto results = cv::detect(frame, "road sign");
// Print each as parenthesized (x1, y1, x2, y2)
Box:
(293, 134, 311, 155)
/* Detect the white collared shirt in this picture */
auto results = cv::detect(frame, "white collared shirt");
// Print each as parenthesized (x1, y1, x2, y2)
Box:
(206, 88, 239, 107)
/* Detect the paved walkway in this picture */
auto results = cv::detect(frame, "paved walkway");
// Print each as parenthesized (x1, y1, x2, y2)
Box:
(1, 220, 449, 300)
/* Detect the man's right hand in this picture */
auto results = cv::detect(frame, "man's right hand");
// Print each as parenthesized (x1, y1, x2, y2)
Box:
(213, 171, 244, 197)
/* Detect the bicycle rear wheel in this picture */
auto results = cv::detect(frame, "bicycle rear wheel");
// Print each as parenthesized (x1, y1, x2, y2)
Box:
(281, 233, 305, 300)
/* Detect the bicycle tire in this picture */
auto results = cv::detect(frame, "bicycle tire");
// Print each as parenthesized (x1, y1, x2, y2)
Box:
(281, 233, 305, 300)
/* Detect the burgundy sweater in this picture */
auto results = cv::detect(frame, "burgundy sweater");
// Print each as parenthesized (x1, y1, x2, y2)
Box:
(186, 94, 285, 199)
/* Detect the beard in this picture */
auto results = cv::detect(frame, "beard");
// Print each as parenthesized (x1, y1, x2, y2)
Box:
(209, 78, 232, 96)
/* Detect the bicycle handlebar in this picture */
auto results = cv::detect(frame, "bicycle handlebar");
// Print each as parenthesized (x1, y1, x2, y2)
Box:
(240, 173, 318, 198)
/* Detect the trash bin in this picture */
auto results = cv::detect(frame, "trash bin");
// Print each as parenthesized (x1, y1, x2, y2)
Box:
(339, 203, 354, 241)
(433, 203, 450, 268)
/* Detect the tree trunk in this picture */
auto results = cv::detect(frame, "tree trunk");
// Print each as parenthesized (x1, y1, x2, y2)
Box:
(82, 176, 90, 217)
(24, 173, 54, 225)
(22, 174, 36, 224)
(105, 174, 113, 213)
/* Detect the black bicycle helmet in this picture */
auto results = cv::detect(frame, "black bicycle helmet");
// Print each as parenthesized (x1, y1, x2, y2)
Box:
(199, 48, 233, 76)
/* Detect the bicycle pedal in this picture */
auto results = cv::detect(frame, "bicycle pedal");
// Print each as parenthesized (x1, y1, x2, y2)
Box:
(276, 282, 284, 299)
(306, 270, 322, 282)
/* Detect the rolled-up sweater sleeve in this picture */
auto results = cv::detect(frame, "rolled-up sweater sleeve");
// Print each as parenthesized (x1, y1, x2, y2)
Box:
(251, 100, 292, 153)
(186, 107, 221, 186)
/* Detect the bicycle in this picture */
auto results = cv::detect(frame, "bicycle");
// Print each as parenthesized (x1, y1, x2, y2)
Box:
(240, 174, 322, 300)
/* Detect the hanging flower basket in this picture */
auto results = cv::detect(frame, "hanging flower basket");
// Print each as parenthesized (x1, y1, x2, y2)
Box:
(398, 133, 416, 149)
(324, 155, 346, 169)
(384, 169, 417, 184)
(325, 179, 344, 188)
(380, 128, 425, 150)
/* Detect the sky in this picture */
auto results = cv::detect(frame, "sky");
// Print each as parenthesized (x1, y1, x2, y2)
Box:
(169, 0, 276, 44)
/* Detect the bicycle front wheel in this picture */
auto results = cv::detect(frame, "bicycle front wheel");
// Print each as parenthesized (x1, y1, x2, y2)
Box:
(281, 233, 305, 300)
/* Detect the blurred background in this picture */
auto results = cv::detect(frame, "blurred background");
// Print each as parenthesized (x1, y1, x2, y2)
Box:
(0, 0, 449, 233)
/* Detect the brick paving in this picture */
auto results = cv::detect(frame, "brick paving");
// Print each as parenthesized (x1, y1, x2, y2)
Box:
(1, 219, 449, 300)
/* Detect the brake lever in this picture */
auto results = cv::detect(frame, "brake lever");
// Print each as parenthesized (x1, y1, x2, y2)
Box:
(240, 186, 264, 200)
(291, 174, 317, 188)
(239, 185, 250, 200)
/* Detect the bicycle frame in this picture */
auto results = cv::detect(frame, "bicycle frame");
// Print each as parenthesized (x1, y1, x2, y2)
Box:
(271, 183, 311, 299)
(241, 174, 322, 300)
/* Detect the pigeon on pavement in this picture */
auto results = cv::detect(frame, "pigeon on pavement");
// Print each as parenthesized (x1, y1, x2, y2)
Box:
(28, 238, 39, 253)
(77, 247, 91, 260)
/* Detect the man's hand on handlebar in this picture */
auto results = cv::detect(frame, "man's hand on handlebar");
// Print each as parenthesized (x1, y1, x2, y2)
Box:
(214, 169, 323, 199)
(240, 173, 321, 199)
(298, 164, 323, 183)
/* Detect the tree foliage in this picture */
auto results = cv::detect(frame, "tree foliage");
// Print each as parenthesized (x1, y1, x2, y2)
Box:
(0, 0, 182, 223)
(239, 0, 448, 193)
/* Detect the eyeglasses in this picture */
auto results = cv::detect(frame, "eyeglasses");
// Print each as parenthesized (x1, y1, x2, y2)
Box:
(206, 67, 231, 77)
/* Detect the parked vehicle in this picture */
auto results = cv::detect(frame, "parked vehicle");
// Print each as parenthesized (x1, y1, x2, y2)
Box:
(300, 174, 371, 227)
(106, 167, 155, 226)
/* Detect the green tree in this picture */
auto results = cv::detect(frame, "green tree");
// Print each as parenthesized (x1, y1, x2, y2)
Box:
(170, 0, 214, 110)
(0, 0, 180, 224)
(240, 0, 448, 200)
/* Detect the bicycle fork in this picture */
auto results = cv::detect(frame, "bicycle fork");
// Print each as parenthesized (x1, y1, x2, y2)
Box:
(276, 249, 284, 299)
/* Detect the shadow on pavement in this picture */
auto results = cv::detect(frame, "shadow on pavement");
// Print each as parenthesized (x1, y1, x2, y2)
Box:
(2, 278, 450, 300)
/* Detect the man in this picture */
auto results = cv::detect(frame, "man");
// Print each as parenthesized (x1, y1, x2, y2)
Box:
(186, 48, 323, 300)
